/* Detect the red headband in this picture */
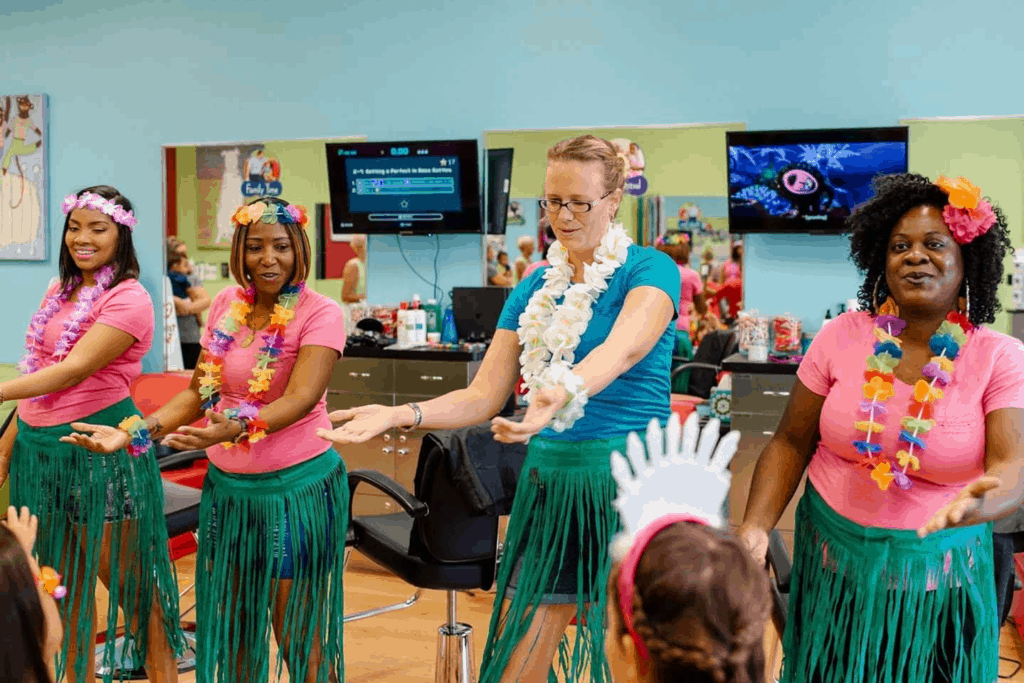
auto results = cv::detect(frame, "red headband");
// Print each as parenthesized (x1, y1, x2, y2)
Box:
(616, 512, 710, 672)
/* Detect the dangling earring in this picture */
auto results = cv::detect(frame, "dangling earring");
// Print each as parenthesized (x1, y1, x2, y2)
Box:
(959, 280, 970, 320)
(872, 275, 898, 316)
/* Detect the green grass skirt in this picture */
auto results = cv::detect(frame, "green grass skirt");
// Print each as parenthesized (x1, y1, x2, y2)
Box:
(196, 448, 349, 683)
(10, 397, 185, 682)
(479, 434, 627, 683)
(782, 481, 998, 683)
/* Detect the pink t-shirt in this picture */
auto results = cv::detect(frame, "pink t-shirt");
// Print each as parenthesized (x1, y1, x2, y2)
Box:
(19, 280, 153, 428)
(799, 311, 1024, 529)
(676, 265, 702, 332)
(200, 286, 346, 474)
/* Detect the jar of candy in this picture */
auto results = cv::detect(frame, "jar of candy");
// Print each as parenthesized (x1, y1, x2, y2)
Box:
(772, 314, 802, 355)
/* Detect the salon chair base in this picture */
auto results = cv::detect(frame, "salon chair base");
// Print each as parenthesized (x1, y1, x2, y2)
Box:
(435, 591, 475, 683)
(94, 623, 198, 679)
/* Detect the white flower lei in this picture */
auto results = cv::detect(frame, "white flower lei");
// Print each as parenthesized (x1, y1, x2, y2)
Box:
(516, 221, 632, 431)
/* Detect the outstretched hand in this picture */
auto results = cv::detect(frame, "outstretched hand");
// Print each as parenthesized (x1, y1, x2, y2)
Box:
(60, 422, 130, 454)
(162, 410, 240, 451)
(3, 505, 38, 559)
(317, 405, 396, 445)
(491, 385, 568, 444)
(917, 476, 1001, 538)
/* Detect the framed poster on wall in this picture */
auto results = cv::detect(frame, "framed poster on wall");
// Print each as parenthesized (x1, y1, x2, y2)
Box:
(0, 93, 47, 261)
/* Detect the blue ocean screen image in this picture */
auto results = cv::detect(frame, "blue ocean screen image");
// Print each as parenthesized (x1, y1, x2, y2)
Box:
(728, 142, 907, 221)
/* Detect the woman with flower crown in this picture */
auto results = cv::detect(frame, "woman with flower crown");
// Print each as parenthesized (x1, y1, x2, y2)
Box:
(737, 173, 1024, 683)
(68, 196, 349, 683)
(0, 185, 184, 683)
(319, 135, 681, 682)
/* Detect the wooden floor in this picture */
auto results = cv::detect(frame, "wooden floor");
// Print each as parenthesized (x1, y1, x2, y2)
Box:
(91, 551, 1024, 682)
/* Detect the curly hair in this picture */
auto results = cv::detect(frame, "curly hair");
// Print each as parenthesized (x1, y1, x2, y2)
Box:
(848, 173, 1011, 325)
(608, 522, 770, 683)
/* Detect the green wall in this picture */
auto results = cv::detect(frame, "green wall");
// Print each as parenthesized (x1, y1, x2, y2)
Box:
(902, 117, 1024, 334)
(484, 123, 745, 241)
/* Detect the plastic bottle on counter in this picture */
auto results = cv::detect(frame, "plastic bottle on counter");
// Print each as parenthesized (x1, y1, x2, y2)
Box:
(410, 294, 426, 344)
(441, 306, 458, 344)
(425, 298, 441, 334)
(397, 301, 410, 346)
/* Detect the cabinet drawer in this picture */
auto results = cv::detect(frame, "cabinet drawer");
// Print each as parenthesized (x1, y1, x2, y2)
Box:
(394, 431, 424, 492)
(728, 431, 772, 526)
(394, 360, 472, 396)
(732, 373, 795, 416)
(329, 359, 394, 394)
(326, 392, 394, 412)
(338, 436, 395, 480)
(731, 412, 783, 438)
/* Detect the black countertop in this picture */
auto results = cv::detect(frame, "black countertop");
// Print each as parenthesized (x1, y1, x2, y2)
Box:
(721, 352, 801, 375)
(344, 344, 487, 362)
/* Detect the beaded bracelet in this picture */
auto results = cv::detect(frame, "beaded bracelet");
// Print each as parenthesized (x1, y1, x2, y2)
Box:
(222, 408, 268, 448)
(117, 415, 152, 458)
(37, 566, 67, 600)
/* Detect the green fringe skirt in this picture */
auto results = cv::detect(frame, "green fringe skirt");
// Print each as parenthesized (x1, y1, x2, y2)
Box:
(479, 434, 627, 683)
(195, 448, 349, 683)
(782, 481, 998, 683)
(10, 397, 185, 683)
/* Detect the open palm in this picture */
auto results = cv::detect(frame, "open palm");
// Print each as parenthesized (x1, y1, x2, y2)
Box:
(60, 422, 129, 454)
(318, 405, 395, 445)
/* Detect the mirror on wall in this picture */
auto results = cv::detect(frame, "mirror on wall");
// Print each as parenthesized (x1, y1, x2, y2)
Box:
(482, 124, 746, 328)
(161, 136, 365, 372)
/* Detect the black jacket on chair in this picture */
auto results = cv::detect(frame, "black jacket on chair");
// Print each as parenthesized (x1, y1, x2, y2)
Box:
(417, 423, 529, 517)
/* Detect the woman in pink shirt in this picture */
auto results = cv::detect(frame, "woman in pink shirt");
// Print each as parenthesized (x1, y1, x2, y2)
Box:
(0, 185, 184, 683)
(70, 197, 348, 683)
(737, 174, 1024, 683)
(655, 232, 707, 392)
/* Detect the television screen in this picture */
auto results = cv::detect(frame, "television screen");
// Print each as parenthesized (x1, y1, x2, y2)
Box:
(325, 139, 482, 235)
(726, 127, 908, 233)
(486, 148, 513, 235)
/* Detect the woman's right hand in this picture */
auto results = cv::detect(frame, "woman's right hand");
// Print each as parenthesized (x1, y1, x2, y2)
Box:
(317, 405, 397, 445)
(736, 523, 770, 565)
(59, 423, 130, 454)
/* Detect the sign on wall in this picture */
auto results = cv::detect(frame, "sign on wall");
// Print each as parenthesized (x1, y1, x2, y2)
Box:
(0, 93, 47, 261)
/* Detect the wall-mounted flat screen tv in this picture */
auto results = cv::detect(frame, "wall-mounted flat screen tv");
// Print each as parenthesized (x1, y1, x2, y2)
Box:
(726, 127, 908, 233)
(326, 139, 482, 235)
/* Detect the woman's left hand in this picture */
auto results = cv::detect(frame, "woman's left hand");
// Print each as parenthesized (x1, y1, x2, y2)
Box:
(162, 410, 241, 451)
(491, 385, 568, 444)
(917, 476, 1002, 538)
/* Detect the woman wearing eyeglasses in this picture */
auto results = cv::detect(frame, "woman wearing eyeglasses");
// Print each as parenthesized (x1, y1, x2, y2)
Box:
(319, 134, 680, 682)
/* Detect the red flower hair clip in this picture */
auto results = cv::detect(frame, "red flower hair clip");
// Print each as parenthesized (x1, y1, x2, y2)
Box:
(934, 176, 996, 244)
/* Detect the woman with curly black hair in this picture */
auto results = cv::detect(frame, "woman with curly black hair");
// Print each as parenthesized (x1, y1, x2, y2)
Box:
(737, 172, 1024, 683)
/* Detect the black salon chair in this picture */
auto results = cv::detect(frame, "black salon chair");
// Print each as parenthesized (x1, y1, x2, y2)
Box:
(346, 439, 499, 683)
(96, 449, 206, 679)
(765, 529, 792, 683)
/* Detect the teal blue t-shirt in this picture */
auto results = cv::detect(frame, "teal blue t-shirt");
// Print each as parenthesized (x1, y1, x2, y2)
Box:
(497, 244, 680, 441)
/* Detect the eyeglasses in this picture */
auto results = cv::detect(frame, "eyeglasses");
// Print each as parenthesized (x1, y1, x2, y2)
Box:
(538, 191, 612, 215)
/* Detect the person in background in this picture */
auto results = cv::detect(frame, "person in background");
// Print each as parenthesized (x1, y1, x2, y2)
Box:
(167, 250, 210, 370)
(1, 505, 65, 683)
(699, 246, 715, 284)
(521, 220, 555, 280)
(737, 173, 1024, 683)
(497, 251, 511, 276)
(320, 134, 680, 682)
(513, 235, 535, 284)
(719, 242, 742, 284)
(1, 185, 183, 682)
(341, 234, 367, 334)
(487, 243, 512, 287)
(655, 232, 709, 392)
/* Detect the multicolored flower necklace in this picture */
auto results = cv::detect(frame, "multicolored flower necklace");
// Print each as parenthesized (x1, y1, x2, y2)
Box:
(199, 282, 304, 449)
(19, 264, 116, 399)
(855, 298, 972, 492)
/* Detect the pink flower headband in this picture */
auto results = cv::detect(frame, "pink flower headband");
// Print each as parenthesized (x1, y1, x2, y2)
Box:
(62, 192, 138, 231)
(934, 175, 996, 244)
(617, 513, 709, 673)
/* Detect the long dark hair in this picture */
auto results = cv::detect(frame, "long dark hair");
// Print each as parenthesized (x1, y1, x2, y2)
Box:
(59, 185, 141, 292)
(0, 526, 53, 683)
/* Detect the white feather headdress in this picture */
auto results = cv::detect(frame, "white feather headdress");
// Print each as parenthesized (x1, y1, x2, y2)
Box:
(609, 411, 740, 561)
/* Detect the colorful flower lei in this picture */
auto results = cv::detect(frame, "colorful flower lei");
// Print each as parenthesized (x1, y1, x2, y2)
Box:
(37, 566, 67, 600)
(19, 264, 116, 400)
(230, 200, 308, 228)
(62, 192, 138, 231)
(117, 414, 152, 458)
(199, 282, 304, 450)
(856, 298, 972, 492)
(935, 175, 996, 244)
